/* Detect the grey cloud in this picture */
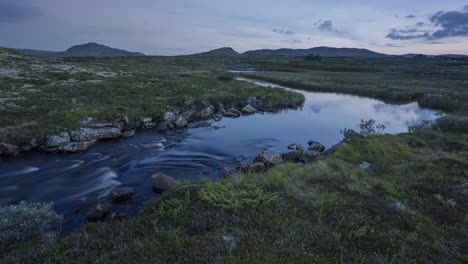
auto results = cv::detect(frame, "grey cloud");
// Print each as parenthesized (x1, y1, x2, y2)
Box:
(385, 43, 405, 48)
(0, 1, 40, 23)
(405, 15, 416, 19)
(318, 20, 335, 31)
(290, 39, 302, 44)
(273, 29, 295, 35)
(386, 6, 468, 41)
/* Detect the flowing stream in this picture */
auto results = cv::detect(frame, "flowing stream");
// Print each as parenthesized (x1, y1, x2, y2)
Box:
(0, 77, 441, 229)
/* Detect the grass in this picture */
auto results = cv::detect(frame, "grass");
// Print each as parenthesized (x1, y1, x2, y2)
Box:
(1, 51, 468, 262)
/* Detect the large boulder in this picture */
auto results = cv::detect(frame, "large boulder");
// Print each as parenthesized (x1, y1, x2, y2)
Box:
(0, 143, 20, 156)
(70, 127, 122, 142)
(111, 186, 135, 202)
(140, 117, 156, 129)
(242, 104, 257, 114)
(216, 102, 226, 113)
(224, 107, 242, 118)
(255, 150, 284, 167)
(212, 113, 223, 122)
(46, 132, 71, 148)
(300, 150, 321, 162)
(152, 173, 178, 193)
(59, 140, 97, 153)
(174, 116, 188, 128)
(245, 97, 263, 108)
(307, 141, 325, 153)
(282, 151, 303, 162)
(181, 110, 197, 120)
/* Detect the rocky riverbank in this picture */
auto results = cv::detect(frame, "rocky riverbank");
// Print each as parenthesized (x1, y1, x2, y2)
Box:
(0, 96, 304, 159)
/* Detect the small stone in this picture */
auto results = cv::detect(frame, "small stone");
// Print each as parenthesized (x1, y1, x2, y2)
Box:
(87, 203, 109, 222)
(0, 143, 20, 156)
(59, 140, 97, 153)
(174, 116, 188, 128)
(287, 144, 296, 150)
(111, 187, 135, 202)
(163, 111, 177, 123)
(388, 202, 407, 211)
(212, 113, 223, 122)
(122, 130, 136, 138)
(300, 150, 320, 163)
(282, 151, 303, 162)
(254, 150, 284, 167)
(219, 167, 237, 179)
(30, 138, 39, 148)
(152, 173, 178, 193)
(46, 132, 71, 148)
(358, 161, 375, 170)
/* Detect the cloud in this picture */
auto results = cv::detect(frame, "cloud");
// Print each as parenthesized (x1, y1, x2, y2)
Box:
(0, 1, 41, 23)
(385, 43, 405, 48)
(317, 20, 336, 32)
(386, 6, 468, 41)
(405, 15, 416, 19)
(272, 29, 295, 35)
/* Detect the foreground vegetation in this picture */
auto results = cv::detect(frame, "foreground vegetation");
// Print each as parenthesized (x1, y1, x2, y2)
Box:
(1, 52, 467, 262)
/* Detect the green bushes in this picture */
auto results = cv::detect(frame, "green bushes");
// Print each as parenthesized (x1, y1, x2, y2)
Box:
(0, 201, 62, 249)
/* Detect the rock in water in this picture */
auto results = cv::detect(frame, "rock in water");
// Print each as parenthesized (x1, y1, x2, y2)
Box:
(307, 141, 325, 152)
(197, 107, 214, 119)
(59, 140, 97, 153)
(0, 143, 20, 156)
(87, 203, 109, 222)
(122, 130, 136, 138)
(70, 127, 122, 142)
(255, 150, 284, 167)
(46, 132, 71, 148)
(152, 173, 178, 193)
(111, 187, 135, 202)
(242, 104, 257, 114)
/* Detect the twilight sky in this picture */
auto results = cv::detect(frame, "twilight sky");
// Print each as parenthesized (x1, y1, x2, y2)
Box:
(1, 0, 468, 55)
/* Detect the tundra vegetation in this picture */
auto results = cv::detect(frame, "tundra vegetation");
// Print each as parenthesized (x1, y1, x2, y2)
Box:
(0, 49, 467, 263)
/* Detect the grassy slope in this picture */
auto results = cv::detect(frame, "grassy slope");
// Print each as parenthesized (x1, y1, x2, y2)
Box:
(2, 54, 468, 262)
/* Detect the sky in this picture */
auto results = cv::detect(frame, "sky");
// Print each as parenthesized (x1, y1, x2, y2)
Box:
(1, 0, 468, 55)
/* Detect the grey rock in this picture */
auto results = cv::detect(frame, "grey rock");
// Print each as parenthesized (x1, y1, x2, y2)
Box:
(197, 106, 215, 119)
(245, 97, 263, 108)
(122, 130, 136, 138)
(70, 127, 122, 142)
(388, 202, 407, 211)
(152, 173, 178, 193)
(212, 113, 223, 122)
(81, 117, 93, 125)
(343, 129, 364, 141)
(252, 162, 265, 172)
(300, 150, 320, 162)
(287, 144, 296, 150)
(324, 142, 347, 155)
(358, 161, 375, 170)
(111, 186, 135, 202)
(216, 102, 226, 113)
(163, 111, 177, 123)
(255, 150, 284, 167)
(296, 144, 305, 151)
(87, 203, 109, 222)
(140, 117, 154, 128)
(121, 116, 131, 127)
(460, 183, 468, 195)
(174, 116, 188, 128)
(307, 141, 325, 153)
(242, 104, 257, 114)
(156, 122, 169, 132)
(225, 107, 242, 117)
(0, 143, 20, 156)
(219, 167, 237, 179)
(59, 140, 97, 153)
(181, 109, 197, 120)
(202, 100, 215, 111)
(30, 138, 39, 149)
(20, 144, 32, 152)
(46, 132, 71, 148)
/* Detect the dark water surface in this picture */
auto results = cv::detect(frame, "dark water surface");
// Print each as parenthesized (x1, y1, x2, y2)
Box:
(0, 77, 440, 229)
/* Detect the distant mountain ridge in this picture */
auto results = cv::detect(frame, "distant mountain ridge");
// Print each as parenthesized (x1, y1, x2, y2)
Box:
(193, 47, 239, 56)
(15, 43, 144, 57)
(242, 46, 389, 58)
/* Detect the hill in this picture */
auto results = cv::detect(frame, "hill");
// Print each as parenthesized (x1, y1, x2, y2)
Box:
(15, 43, 144, 57)
(191, 47, 239, 56)
(243, 46, 389, 58)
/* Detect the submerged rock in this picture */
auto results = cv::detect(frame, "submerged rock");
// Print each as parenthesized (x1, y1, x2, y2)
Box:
(87, 203, 109, 222)
(111, 186, 135, 202)
(0, 143, 20, 156)
(70, 127, 122, 142)
(307, 141, 325, 153)
(46, 132, 71, 148)
(241, 104, 257, 114)
(59, 140, 97, 153)
(152, 173, 178, 193)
